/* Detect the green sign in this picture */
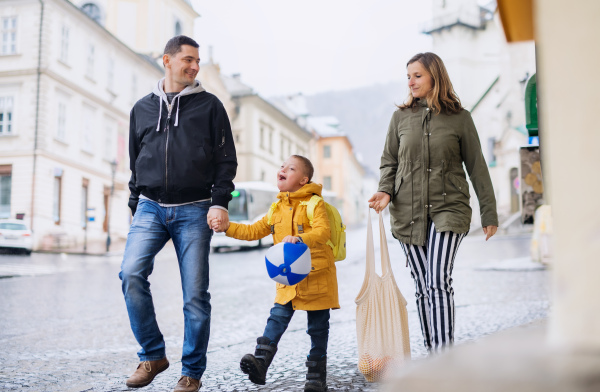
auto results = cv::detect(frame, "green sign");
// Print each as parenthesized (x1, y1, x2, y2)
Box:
(525, 73, 538, 137)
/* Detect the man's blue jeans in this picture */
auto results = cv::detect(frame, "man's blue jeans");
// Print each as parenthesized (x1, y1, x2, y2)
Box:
(263, 302, 330, 359)
(119, 199, 212, 380)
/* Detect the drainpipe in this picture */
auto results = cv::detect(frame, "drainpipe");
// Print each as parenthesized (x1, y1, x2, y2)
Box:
(31, 0, 44, 231)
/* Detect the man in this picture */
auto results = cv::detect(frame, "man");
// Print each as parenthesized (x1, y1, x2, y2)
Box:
(119, 35, 237, 392)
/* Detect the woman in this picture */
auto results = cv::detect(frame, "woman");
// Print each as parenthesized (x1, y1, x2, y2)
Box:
(368, 52, 498, 352)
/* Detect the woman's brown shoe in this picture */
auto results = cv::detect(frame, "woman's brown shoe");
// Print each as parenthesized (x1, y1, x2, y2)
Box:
(125, 357, 170, 388)
(173, 376, 202, 392)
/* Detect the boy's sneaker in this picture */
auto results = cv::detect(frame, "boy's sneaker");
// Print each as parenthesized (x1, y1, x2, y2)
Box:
(240, 336, 278, 385)
(125, 357, 169, 388)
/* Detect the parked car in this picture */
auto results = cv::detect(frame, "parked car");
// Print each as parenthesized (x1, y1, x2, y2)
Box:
(0, 219, 33, 254)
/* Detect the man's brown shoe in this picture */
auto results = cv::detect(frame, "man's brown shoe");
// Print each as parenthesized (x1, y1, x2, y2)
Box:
(125, 357, 170, 388)
(173, 376, 202, 392)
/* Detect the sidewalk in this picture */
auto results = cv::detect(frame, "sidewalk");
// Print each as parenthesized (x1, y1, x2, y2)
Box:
(35, 238, 127, 256)
(383, 319, 600, 392)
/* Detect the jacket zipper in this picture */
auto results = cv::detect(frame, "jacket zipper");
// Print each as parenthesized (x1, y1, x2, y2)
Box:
(165, 102, 172, 193)
(442, 160, 446, 203)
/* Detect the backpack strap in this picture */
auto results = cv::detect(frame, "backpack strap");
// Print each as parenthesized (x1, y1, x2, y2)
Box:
(267, 200, 281, 233)
(300, 195, 335, 250)
(299, 195, 322, 227)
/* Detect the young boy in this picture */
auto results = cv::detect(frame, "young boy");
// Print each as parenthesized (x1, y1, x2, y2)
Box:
(211, 155, 339, 392)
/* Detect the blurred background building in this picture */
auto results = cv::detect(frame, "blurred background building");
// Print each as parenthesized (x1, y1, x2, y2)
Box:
(423, 0, 536, 230)
(0, 0, 372, 250)
(0, 0, 172, 251)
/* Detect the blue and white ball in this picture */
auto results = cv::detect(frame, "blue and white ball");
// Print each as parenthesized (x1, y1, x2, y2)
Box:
(265, 242, 311, 285)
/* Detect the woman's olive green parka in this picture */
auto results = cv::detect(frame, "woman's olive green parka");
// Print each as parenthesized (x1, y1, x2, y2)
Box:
(378, 99, 498, 246)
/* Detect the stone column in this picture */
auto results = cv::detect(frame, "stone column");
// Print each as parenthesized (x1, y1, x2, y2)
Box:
(535, 1, 600, 350)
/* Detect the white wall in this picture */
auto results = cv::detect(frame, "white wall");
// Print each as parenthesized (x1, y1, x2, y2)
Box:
(0, 0, 163, 249)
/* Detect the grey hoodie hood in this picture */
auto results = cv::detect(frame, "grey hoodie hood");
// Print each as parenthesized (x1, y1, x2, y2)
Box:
(152, 77, 205, 132)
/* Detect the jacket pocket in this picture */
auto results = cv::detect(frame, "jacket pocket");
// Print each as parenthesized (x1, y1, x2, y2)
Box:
(447, 172, 470, 198)
(272, 215, 284, 238)
(299, 266, 330, 294)
(393, 177, 403, 197)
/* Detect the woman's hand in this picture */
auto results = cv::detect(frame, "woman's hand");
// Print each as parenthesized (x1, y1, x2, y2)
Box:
(482, 225, 498, 241)
(368, 192, 391, 214)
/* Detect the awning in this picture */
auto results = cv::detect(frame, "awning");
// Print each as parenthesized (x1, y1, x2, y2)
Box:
(497, 0, 535, 42)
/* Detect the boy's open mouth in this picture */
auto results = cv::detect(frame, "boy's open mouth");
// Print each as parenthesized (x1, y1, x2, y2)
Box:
(279, 174, 286, 181)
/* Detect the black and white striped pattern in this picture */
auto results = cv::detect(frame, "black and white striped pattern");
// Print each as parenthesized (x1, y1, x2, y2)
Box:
(400, 220, 467, 352)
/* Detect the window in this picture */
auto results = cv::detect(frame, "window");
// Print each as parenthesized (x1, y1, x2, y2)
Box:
(1, 17, 17, 55)
(174, 20, 182, 36)
(81, 3, 102, 24)
(107, 57, 114, 91)
(323, 145, 331, 158)
(86, 44, 95, 78)
(280, 138, 285, 160)
(0, 165, 11, 219)
(60, 25, 69, 63)
(268, 129, 273, 153)
(81, 179, 89, 228)
(260, 126, 265, 149)
(0, 96, 14, 135)
(53, 173, 62, 224)
(104, 117, 116, 160)
(57, 100, 67, 141)
(323, 176, 332, 190)
(81, 105, 95, 153)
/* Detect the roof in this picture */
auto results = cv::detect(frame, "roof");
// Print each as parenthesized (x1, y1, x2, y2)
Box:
(138, 53, 164, 74)
(270, 93, 310, 119)
(221, 74, 254, 97)
(308, 116, 345, 137)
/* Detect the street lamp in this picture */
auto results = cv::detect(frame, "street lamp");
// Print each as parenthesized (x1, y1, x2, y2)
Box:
(106, 159, 117, 252)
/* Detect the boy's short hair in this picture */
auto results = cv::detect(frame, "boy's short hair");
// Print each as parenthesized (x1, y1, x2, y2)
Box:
(164, 35, 199, 56)
(291, 155, 314, 183)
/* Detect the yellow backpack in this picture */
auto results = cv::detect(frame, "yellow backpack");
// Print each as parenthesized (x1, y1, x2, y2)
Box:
(267, 195, 346, 262)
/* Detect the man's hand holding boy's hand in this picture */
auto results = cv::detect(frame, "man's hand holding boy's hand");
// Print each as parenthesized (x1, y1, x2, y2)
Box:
(207, 209, 229, 233)
(210, 217, 230, 232)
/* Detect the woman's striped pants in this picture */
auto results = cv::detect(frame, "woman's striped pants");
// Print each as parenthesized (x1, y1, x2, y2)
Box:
(399, 219, 467, 352)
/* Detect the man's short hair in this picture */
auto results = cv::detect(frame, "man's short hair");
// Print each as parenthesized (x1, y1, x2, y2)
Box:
(164, 35, 199, 56)
(291, 155, 314, 183)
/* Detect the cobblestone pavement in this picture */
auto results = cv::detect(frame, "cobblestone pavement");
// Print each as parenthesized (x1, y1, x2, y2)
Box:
(0, 221, 550, 391)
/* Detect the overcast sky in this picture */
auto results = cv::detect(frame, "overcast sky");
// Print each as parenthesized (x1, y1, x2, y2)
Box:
(192, 0, 433, 97)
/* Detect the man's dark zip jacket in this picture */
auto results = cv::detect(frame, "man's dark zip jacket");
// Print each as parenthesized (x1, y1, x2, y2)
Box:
(128, 89, 237, 216)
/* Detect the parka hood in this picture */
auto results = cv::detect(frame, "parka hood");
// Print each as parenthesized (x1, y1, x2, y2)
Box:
(152, 78, 205, 132)
(277, 182, 323, 201)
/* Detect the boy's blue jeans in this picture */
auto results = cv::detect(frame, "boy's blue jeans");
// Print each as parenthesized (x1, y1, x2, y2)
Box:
(263, 302, 330, 359)
(119, 199, 212, 380)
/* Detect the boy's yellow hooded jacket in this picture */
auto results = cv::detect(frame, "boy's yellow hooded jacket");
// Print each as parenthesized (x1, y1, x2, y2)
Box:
(225, 182, 340, 311)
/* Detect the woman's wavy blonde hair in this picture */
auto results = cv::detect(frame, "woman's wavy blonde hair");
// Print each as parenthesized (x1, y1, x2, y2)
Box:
(398, 52, 463, 115)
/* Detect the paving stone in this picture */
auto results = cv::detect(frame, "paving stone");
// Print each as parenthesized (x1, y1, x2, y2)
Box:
(0, 228, 548, 391)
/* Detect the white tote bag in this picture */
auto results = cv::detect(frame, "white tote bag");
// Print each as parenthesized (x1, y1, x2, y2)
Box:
(355, 210, 411, 382)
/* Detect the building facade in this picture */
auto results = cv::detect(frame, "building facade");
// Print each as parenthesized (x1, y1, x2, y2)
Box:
(0, 0, 165, 249)
(308, 116, 367, 226)
(201, 67, 313, 188)
(423, 0, 536, 227)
